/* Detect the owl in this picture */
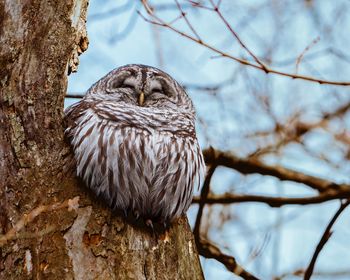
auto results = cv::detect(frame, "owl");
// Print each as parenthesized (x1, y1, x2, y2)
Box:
(64, 64, 205, 225)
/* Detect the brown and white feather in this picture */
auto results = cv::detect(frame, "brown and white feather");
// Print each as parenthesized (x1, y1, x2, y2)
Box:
(64, 64, 205, 223)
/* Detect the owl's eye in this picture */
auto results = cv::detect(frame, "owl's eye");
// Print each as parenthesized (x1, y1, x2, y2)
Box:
(151, 87, 163, 94)
(156, 79, 175, 97)
(108, 72, 136, 92)
(122, 83, 135, 90)
(109, 79, 123, 89)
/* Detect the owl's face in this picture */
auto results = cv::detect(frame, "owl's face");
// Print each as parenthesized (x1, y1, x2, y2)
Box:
(87, 64, 194, 113)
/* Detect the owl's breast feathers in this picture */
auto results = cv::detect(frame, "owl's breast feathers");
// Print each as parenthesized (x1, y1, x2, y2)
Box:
(64, 99, 205, 222)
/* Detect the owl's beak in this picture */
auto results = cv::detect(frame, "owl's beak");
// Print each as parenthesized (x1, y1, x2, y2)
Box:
(138, 91, 145, 106)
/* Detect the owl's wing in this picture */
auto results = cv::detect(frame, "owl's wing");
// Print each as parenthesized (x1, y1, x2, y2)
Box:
(62, 100, 91, 174)
(64, 100, 92, 142)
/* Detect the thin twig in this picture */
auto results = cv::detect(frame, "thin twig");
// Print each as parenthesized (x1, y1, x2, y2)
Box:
(208, 0, 268, 71)
(66, 93, 85, 99)
(192, 191, 350, 207)
(204, 148, 348, 193)
(174, 0, 202, 42)
(139, 1, 350, 86)
(304, 200, 350, 280)
(198, 238, 260, 280)
(193, 164, 217, 239)
(249, 101, 350, 158)
(295, 36, 321, 74)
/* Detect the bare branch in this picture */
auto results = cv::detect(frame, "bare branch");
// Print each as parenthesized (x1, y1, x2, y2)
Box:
(295, 36, 320, 74)
(193, 164, 217, 239)
(304, 200, 350, 280)
(197, 238, 259, 280)
(208, 0, 268, 71)
(66, 93, 85, 99)
(204, 148, 348, 193)
(174, 0, 202, 42)
(139, 1, 350, 86)
(250, 101, 350, 157)
(192, 190, 350, 207)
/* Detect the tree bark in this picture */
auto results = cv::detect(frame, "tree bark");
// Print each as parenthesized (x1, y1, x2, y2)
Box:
(0, 1, 204, 279)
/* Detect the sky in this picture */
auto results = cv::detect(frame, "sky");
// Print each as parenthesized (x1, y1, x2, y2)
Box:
(67, 1, 350, 279)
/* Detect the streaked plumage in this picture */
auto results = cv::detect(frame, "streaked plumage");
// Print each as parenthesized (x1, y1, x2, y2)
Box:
(64, 64, 205, 223)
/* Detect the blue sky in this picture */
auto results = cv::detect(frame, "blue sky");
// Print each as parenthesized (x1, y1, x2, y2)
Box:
(67, 1, 350, 279)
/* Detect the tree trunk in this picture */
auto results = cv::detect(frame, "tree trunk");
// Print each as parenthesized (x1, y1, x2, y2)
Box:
(0, 1, 204, 279)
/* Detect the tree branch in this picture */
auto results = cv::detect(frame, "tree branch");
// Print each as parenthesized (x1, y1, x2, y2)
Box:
(208, 0, 268, 71)
(203, 148, 348, 193)
(193, 164, 217, 239)
(197, 238, 259, 280)
(250, 101, 350, 157)
(304, 200, 350, 280)
(139, 0, 350, 86)
(192, 190, 350, 207)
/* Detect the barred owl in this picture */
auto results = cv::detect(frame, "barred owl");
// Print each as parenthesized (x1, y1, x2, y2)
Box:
(64, 64, 205, 224)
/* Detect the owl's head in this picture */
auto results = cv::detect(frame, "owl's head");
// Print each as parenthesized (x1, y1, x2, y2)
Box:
(86, 64, 194, 113)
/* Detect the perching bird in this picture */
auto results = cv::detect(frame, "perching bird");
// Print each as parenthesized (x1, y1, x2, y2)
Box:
(64, 64, 205, 225)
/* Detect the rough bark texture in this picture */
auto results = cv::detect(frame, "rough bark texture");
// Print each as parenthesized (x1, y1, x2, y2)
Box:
(0, 1, 204, 279)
